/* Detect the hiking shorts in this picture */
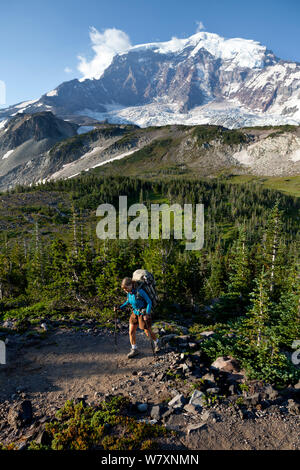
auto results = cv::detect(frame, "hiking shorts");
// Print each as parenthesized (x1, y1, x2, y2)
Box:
(129, 312, 152, 330)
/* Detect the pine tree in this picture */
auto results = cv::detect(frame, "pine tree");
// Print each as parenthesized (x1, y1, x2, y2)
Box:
(227, 226, 251, 297)
(244, 267, 270, 348)
(262, 201, 283, 294)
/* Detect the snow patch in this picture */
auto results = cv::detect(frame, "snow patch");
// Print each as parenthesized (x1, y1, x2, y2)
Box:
(0, 119, 7, 130)
(90, 148, 137, 169)
(2, 149, 14, 160)
(46, 89, 58, 97)
(128, 31, 267, 69)
(15, 99, 38, 109)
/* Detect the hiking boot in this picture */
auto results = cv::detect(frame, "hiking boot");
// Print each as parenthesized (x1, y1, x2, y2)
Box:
(127, 348, 139, 359)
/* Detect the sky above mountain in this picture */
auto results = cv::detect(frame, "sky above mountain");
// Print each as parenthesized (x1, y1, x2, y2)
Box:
(1, 0, 299, 107)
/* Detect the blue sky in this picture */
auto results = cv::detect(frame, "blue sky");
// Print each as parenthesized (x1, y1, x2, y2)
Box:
(1, 0, 299, 107)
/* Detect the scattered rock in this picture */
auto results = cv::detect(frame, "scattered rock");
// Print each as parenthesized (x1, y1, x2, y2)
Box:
(243, 393, 261, 407)
(264, 385, 279, 401)
(211, 356, 241, 374)
(150, 405, 163, 421)
(187, 423, 207, 435)
(161, 408, 174, 421)
(183, 404, 200, 415)
(287, 399, 300, 415)
(165, 413, 188, 431)
(189, 390, 205, 408)
(168, 394, 186, 409)
(2, 320, 16, 330)
(137, 403, 148, 413)
(199, 331, 215, 338)
(160, 334, 177, 345)
(35, 429, 52, 446)
(8, 400, 33, 429)
(206, 387, 220, 395)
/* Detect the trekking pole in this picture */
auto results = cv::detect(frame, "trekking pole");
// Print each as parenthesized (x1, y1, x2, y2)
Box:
(113, 306, 118, 352)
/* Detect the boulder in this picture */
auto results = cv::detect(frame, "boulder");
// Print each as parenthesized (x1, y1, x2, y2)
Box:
(183, 404, 200, 415)
(287, 399, 300, 415)
(243, 393, 261, 407)
(160, 334, 177, 345)
(199, 331, 215, 338)
(8, 400, 33, 429)
(2, 320, 17, 330)
(206, 387, 220, 395)
(264, 385, 279, 401)
(35, 429, 52, 446)
(189, 390, 206, 408)
(211, 356, 241, 374)
(137, 403, 148, 413)
(202, 373, 217, 387)
(168, 394, 186, 409)
(187, 423, 207, 435)
(150, 405, 163, 420)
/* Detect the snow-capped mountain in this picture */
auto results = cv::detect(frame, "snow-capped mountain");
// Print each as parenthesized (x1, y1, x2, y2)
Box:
(1, 31, 300, 129)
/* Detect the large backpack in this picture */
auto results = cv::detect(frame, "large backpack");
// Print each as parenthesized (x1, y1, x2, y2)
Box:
(132, 269, 158, 314)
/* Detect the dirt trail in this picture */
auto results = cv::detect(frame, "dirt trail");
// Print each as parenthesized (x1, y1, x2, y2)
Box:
(0, 326, 299, 450)
(1, 328, 168, 410)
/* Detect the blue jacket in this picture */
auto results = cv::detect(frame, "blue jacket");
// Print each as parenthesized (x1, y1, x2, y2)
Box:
(119, 288, 152, 316)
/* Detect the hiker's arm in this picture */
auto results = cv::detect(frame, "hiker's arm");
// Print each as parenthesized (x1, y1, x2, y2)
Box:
(119, 295, 129, 310)
(139, 289, 152, 315)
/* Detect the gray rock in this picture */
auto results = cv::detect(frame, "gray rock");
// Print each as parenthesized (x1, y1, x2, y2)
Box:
(161, 334, 177, 345)
(183, 404, 200, 415)
(150, 405, 162, 420)
(168, 394, 186, 409)
(189, 390, 206, 407)
(35, 429, 52, 446)
(199, 331, 215, 338)
(206, 387, 220, 395)
(244, 393, 261, 406)
(137, 403, 148, 413)
(287, 399, 300, 415)
(294, 381, 300, 390)
(187, 423, 207, 435)
(161, 408, 174, 421)
(2, 320, 16, 330)
(8, 400, 33, 429)
(264, 385, 279, 401)
(179, 363, 190, 372)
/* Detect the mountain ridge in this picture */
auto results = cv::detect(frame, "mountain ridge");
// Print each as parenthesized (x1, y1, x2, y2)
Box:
(0, 111, 299, 191)
(1, 31, 300, 129)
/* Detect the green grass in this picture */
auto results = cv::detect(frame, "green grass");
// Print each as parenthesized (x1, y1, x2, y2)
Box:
(222, 175, 300, 198)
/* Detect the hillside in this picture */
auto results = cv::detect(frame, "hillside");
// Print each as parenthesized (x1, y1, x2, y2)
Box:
(0, 113, 300, 191)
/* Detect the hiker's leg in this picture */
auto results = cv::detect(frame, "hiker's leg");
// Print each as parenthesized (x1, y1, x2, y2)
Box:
(129, 322, 138, 347)
(140, 315, 157, 341)
(144, 326, 157, 341)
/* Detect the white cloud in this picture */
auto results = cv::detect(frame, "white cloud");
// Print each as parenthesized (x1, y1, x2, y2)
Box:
(77, 27, 132, 80)
(196, 21, 206, 32)
(64, 67, 73, 73)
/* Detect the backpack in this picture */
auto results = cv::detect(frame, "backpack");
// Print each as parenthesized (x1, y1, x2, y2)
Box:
(132, 269, 158, 314)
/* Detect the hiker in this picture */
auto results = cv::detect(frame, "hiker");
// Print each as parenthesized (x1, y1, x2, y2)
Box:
(114, 277, 160, 358)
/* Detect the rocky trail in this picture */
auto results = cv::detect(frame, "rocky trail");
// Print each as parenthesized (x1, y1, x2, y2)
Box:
(0, 319, 299, 450)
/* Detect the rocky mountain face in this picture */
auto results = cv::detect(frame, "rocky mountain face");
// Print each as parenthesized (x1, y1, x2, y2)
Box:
(0, 112, 78, 187)
(1, 32, 300, 129)
(0, 110, 299, 191)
